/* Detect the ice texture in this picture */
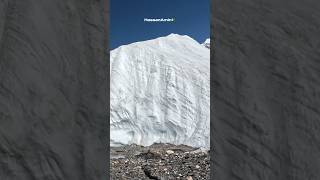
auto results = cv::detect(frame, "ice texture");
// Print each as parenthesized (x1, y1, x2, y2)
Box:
(110, 34, 210, 148)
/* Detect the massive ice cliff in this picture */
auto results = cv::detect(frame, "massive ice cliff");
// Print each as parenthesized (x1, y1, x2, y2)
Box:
(110, 34, 210, 148)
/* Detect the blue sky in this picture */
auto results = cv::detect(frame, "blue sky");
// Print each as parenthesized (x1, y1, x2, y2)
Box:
(110, 0, 210, 49)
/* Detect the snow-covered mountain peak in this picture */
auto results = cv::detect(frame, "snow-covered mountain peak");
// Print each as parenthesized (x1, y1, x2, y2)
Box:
(114, 34, 209, 54)
(202, 38, 210, 49)
(166, 33, 197, 41)
(203, 38, 210, 44)
(110, 34, 210, 149)
(142, 33, 202, 49)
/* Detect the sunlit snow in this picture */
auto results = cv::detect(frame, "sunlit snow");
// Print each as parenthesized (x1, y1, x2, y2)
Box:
(110, 34, 210, 148)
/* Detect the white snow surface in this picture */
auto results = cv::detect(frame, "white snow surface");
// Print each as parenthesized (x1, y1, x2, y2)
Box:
(110, 34, 210, 149)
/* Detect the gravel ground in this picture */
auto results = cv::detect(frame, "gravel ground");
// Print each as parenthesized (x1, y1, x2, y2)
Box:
(110, 143, 210, 180)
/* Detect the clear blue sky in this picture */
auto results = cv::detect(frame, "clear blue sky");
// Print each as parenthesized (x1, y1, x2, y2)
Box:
(110, 0, 210, 49)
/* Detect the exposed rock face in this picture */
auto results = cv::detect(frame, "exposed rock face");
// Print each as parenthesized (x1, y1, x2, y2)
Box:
(212, 0, 320, 180)
(0, 1, 107, 179)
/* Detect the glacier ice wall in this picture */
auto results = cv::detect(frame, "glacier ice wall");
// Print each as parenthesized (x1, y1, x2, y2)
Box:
(110, 34, 210, 148)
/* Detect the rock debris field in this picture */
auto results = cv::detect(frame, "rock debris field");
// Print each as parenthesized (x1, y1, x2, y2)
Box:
(110, 143, 210, 180)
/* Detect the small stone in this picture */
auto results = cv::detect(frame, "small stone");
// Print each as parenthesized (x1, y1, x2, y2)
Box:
(195, 165, 200, 169)
(166, 150, 174, 154)
(186, 176, 193, 180)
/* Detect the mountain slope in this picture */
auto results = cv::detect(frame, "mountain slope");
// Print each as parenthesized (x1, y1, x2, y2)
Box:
(110, 34, 210, 148)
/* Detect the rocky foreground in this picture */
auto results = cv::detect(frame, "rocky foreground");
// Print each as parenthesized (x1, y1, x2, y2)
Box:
(110, 143, 210, 180)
